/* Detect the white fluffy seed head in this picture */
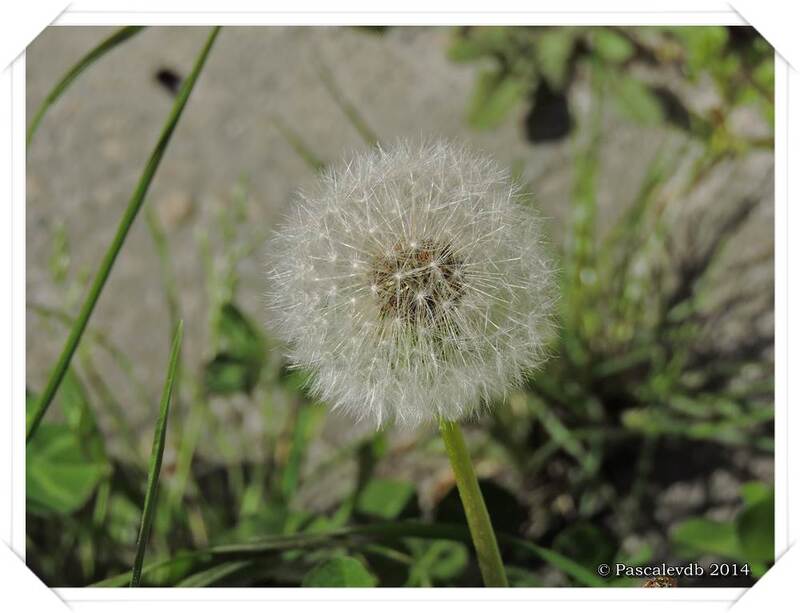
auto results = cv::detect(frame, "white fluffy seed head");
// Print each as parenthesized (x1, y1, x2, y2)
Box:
(265, 139, 556, 427)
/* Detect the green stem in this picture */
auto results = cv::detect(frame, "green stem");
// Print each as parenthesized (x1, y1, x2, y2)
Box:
(26, 26, 222, 443)
(438, 419, 508, 587)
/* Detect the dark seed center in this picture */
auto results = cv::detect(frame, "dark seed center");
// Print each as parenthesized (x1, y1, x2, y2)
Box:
(370, 239, 466, 324)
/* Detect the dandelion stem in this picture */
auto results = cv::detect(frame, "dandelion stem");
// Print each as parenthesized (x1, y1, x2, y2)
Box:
(438, 419, 508, 587)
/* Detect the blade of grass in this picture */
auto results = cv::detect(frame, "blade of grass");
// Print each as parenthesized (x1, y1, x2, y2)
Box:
(176, 560, 253, 587)
(561, 58, 605, 367)
(96, 520, 604, 588)
(271, 115, 326, 172)
(29, 301, 154, 414)
(144, 206, 182, 336)
(26, 26, 221, 443)
(78, 349, 140, 462)
(281, 403, 326, 502)
(165, 378, 207, 520)
(528, 395, 597, 475)
(130, 320, 184, 588)
(143, 206, 184, 487)
(316, 61, 379, 146)
(27, 26, 146, 145)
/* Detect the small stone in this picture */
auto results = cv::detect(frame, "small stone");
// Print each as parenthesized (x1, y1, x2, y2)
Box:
(708, 470, 740, 504)
(157, 190, 194, 228)
(656, 481, 706, 523)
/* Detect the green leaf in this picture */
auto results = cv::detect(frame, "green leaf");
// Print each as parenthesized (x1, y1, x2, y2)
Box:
(204, 355, 258, 395)
(740, 481, 771, 506)
(736, 490, 774, 564)
(216, 303, 264, 358)
(467, 69, 527, 130)
(26, 423, 111, 515)
(447, 37, 488, 62)
(59, 370, 105, 461)
(671, 487, 774, 572)
(671, 518, 741, 560)
(424, 541, 468, 581)
(204, 303, 264, 395)
(670, 26, 728, 77)
(592, 29, 635, 64)
(406, 539, 468, 586)
(447, 27, 511, 62)
(753, 58, 775, 96)
(535, 29, 576, 88)
(302, 556, 378, 587)
(612, 76, 663, 124)
(357, 479, 415, 520)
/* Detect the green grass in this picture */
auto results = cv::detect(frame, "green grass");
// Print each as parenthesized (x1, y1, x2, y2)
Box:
(95, 520, 606, 588)
(26, 26, 222, 443)
(131, 320, 184, 587)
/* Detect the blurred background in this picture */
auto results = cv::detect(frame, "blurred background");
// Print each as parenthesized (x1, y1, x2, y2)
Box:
(26, 26, 774, 587)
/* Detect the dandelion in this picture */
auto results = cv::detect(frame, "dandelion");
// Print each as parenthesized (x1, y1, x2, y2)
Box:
(265, 139, 555, 587)
(265, 139, 554, 425)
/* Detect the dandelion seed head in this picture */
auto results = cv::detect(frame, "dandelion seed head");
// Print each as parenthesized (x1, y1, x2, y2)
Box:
(265, 139, 556, 427)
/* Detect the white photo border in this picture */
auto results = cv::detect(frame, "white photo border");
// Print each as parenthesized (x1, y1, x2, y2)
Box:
(3, 2, 796, 611)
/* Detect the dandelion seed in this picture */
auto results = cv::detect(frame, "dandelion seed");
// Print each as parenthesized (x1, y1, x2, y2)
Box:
(265, 139, 555, 426)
